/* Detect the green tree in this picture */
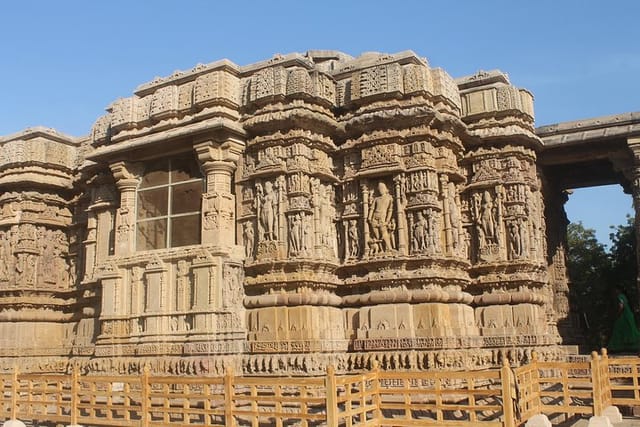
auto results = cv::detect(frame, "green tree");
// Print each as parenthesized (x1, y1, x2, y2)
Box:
(566, 222, 611, 348)
(607, 215, 638, 311)
(566, 217, 638, 349)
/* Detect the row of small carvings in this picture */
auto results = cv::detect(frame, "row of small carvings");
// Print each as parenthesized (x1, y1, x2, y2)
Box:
(91, 63, 531, 143)
(0, 345, 563, 376)
(244, 288, 546, 308)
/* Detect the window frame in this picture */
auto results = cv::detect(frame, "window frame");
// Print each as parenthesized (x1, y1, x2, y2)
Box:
(134, 156, 203, 251)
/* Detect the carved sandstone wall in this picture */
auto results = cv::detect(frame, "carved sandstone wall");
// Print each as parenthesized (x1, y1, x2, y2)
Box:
(0, 51, 571, 375)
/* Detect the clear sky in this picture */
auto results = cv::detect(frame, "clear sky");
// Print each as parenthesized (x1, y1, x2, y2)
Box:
(1, 0, 637, 242)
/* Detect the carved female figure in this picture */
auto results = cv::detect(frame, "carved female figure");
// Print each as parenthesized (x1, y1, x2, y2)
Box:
(242, 221, 255, 258)
(367, 182, 394, 253)
(480, 191, 497, 245)
(348, 219, 360, 258)
(257, 181, 278, 241)
(426, 209, 439, 252)
(509, 222, 522, 258)
(289, 213, 302, 255)
(412, 211, 427, 252)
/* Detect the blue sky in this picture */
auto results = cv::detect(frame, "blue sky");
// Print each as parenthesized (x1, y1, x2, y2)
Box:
(1, 0, 637, 242)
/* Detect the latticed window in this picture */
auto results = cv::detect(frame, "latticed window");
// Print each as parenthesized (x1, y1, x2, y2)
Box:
(136, 156, 203, 251)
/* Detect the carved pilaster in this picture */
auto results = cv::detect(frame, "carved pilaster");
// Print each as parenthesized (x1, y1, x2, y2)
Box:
(109, 161, 142, 256)
(83, 212, 98, 280)
(98, 262, 122, 318)
(144, 256, 168, 334)
(440, 174, 454, 255)
(191, 249, 218, 331)
(195, 139, 243, 248)
(394, 173, 408, 256)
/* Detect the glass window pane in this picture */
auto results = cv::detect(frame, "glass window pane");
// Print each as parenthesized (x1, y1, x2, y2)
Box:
(172, 181, 202, 214)
(137, 187, 168, 219)
(170, 214, 200, 247)
(171, 157, 201, 183)
(139, 161, 169, 188)
(137, 218, 167, 251)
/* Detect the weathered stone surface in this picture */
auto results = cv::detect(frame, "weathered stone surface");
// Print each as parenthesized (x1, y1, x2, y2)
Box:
(0, 50, 638, 376)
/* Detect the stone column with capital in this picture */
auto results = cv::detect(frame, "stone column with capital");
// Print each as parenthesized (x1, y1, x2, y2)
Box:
(109, 161, 142, 256)
(195, 139, 243, 249)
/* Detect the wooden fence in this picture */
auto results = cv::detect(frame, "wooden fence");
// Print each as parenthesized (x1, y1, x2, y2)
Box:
(1, 351, 639, 427)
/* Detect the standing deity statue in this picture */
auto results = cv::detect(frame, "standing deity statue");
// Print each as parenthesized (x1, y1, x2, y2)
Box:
(243, 221, 255, 259)
(509, 222, 523, 258)
(367, 182, 394, 254)
(412, 211, 428, 252)
(480, 191, 495, 243)
(347, 219, 360, 258)
(302, 212, 312, 254)
(478, 190, 501, 248)
(256, 181, 278, 241)
(289, 213, 303, 255)
(425, 209, 439, 252)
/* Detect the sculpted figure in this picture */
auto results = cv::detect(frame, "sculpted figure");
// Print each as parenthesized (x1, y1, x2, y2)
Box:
(242, 221, 255, 258)
(426, 209, 439, 252)
(289, 213, 302, 255)
(347, 219, 360, 258)
(413, 211, 428, 252)
(256, 181, 278, 241)
(367, 182, 394, 254)
(480, 191, 498, 245)
(388, 219, 397, 250)
(41, 240, 56, 281)
(16, 254, 36, 286)
(302, 213, 312, 253)
(509, 222, 522, 258)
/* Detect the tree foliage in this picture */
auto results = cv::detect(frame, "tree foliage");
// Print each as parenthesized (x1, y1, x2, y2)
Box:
(566, 216, 637, 349)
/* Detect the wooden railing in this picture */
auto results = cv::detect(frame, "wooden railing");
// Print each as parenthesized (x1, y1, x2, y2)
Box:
(514, 354, 594, 423)
(606, 353, 640, 408)
(375, 363, 514, 427)
(1, 351, 639, 426)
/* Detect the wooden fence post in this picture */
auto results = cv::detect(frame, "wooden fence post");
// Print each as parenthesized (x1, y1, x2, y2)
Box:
(600, 348, 612, 408)
(10, 365, 18, 420)
(371, 360, 382, 423)
(224, 366, 235, 427)
(70, 363, 79, 426)
(531, 351, 541, 413)
(141, 365, 150, 427)
(591, 351, 603, 416)
(325, 365, 338, 427)
(500, 358, 516, 427)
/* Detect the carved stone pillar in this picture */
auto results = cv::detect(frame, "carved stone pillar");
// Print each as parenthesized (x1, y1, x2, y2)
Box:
(195, 139, 243, 248)
(191, 249, 218, 331)
(99, 264, 122, 317)
(440, 174, 454, 254)
(109, 161, 141, 256)
(83, 212, 98, 280)
(144, 257, 168, 335)
(85, 173, 117, 281)
(394, 173, 408, 256)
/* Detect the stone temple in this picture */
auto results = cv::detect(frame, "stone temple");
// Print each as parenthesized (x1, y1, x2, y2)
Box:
(1, 50, 639, 376)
